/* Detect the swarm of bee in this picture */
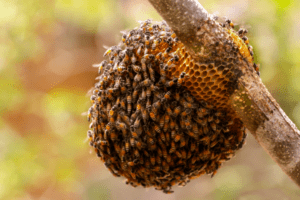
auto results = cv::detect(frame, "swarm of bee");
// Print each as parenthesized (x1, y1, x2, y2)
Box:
(87, 19, 254, 193)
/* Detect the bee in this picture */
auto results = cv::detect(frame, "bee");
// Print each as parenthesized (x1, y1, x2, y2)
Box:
(159, 63, 166, 77)
(117, 64, 127, 74)
(165, 78, 177, 88)
(174, 134, 181, 142)
(125, 139, 130, 152)
(122, 33, 127, 43)
(125, 75, 131, 88)
(163, 122, 169, 132)
(169, 119, 175, 130)
(159, 115, 165, 128)
(134, 116, 142, 129)
(87, 130, 94, 141)
(254, 63, 260, 76)
(120, 146, 126, 161)
(146, 98, 152, 111)
(130, 112, 138, 124)
(154, 124, 162, 133)
(136, 99, 143, 114)
(146, 87, 151, 98)
(175, 150, 182, 158)
(145, 35, 150, 48)
(242, 36, 249, 45)
(131, 126, 139, 139)
(164, 114, 170, 124)
(120, 97, 126, 110)
(238, 28, 248, 37)
(153, 100, 162, 110)
(132, 87, 140, 103)
(150, 154, 156, 165)
(137, 43, 144, 56)
(180, 136, 186, 148)
(152, 38, 161, 50)
(162, 148, 168, 159)
(116, 122, 127, 133)
(134, 73, 142, 83)
(136, 139, 143, 150)
(141, 107, 149, 124)
(87, 107, 93, 122)
(200, 136, 210, 145)
(169, 141, 176, 153)
(165, 46, 172, 54)
(114, 142, 121, 154)
(165, 105, 172, 117)
(114, 78, 121, 89)
(140, 89, 146, 101)
(173, 106, 181, 117)
(210, 122, 217, 131)
(177, 72, 186, 86)
(162, 91, 172, 103)
(203, 125, 209, 134)
(226, 19, 234, 28)
(119, 111, 130, 126)
(103, 48, 112, 57)
(110, 131, 117, 141)
(128, 160, 136, 167)
(94, 60, 107, 75)
(134, 149, 140, 158)
(147, 137, 155, 145)
(132, 65, 141, 73)
(210, 140, 218, 148)
(185, 117, 192, 130)
(130, 137, 136, 147)
(140, 78, 152, 88)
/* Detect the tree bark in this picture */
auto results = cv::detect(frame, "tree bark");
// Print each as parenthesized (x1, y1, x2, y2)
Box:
(148, 0, 300, 187)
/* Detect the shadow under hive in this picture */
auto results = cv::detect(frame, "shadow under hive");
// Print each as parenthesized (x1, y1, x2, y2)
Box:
(87, 19, 254, 193)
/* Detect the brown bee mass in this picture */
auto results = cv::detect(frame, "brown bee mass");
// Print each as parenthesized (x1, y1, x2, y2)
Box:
(87, 19, 255, 193)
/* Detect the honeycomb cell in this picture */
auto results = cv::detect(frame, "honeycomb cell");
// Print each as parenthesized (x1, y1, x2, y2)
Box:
(197, 77, 202, 82)
(186, 81, 192, 87)
(222, 69, 229, 75)
(208, 63, 214, 69)
(200, 65, 207, 71)
(204, 77, 211, 82)
(211, 85, 218, 90)
(189, 69, 195, 75)
(207, 81, 215, 87)
(215, 88, 222, 93)
(207, 91, 213, 96)
(201, 71, 208, 77)
(209, 69, 217, 76)
(190, 61, 194, 68)
(203, 86, 210, 92)
(195, 71, 201, 77)
(217, 65, 225, 72)
(200, 82, 206, 88)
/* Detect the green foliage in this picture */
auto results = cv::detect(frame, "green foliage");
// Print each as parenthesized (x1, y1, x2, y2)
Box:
(1, 0, 300, 199)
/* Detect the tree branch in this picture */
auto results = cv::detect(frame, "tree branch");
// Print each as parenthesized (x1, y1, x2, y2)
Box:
(148, 0, 300, 187)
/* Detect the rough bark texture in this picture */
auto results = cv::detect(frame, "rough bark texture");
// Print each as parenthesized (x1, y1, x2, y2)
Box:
(148, 0, 300, 187)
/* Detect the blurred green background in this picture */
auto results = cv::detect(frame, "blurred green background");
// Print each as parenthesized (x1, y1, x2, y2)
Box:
(1, 0, 300, 199)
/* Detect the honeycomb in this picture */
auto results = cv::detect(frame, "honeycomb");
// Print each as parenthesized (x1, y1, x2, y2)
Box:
(86, 19, 253, 193)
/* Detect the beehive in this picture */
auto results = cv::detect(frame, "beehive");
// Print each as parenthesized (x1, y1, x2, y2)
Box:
(86, 19, 255, 193)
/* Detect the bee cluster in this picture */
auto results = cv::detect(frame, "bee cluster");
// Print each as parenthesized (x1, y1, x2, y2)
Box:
(87, 19, 247, 193)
